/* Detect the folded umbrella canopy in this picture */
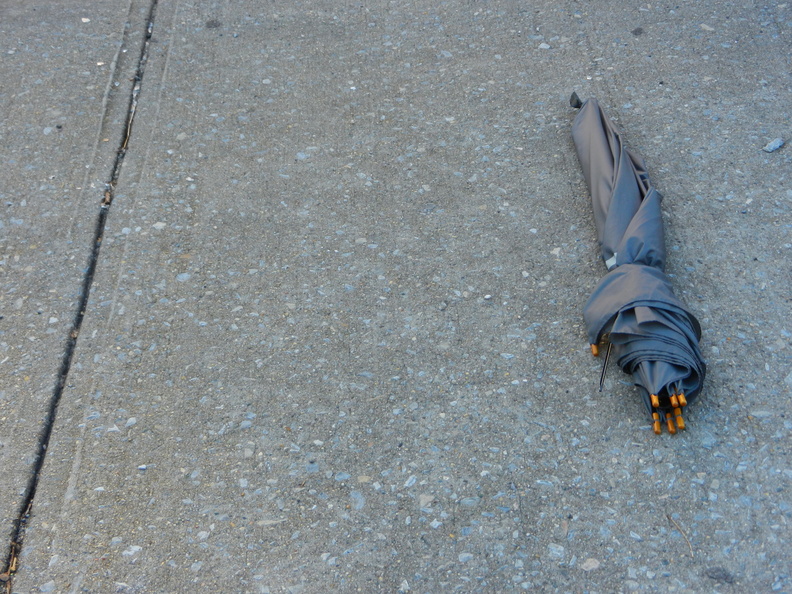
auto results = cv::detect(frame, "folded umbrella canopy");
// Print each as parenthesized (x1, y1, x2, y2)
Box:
(570, 93, 706, 434)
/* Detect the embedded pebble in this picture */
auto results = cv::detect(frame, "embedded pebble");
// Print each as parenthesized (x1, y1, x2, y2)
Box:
(581, 558, 601, 571)
(418, 494, 435, 508)
(762, 138, 784, 153)
(122, 546, 142, 556)
(706, 567, 735, 583)
(548, 544, 565, 559)
(458, 552, 474, 563)
(350, 491, 366, 510)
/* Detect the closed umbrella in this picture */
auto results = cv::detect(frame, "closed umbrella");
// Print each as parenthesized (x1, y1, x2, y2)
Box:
(570, 93, 706, 434)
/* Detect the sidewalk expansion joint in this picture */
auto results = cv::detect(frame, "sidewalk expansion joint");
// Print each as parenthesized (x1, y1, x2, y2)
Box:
(1, 1, 160, 586)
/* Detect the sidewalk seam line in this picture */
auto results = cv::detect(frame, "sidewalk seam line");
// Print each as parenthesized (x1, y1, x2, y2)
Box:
(2, 0, 160, 584)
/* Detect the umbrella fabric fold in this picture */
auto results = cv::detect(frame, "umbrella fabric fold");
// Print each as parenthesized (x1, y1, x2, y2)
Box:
(571, 94, 706, 434)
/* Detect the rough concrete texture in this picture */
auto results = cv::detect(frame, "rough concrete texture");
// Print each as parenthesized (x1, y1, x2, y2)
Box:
(0, 0, 152, 562)
(4, 1, 791, 592)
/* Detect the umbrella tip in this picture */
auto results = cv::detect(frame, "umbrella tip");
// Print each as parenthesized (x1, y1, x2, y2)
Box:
(570, 92, 583, 109)
(674, 408, 686, 431)
(652, 412, 662, 435)
(666, 412, 677, 435)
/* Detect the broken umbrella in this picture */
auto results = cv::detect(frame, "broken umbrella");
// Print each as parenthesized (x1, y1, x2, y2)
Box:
(570, 93, 706, 434)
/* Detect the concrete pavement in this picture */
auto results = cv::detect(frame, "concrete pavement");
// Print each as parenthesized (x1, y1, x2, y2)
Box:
(2, 1, 790, 592)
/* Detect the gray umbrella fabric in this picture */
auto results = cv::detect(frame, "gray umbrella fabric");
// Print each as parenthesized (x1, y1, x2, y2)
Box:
(570, 93, 705, 434)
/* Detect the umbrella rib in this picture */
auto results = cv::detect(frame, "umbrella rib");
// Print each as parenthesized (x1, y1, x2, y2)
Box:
(598, 341, 612, 392)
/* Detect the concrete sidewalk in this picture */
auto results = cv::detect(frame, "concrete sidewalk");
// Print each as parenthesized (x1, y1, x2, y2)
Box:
(2, 0, 790, 592)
